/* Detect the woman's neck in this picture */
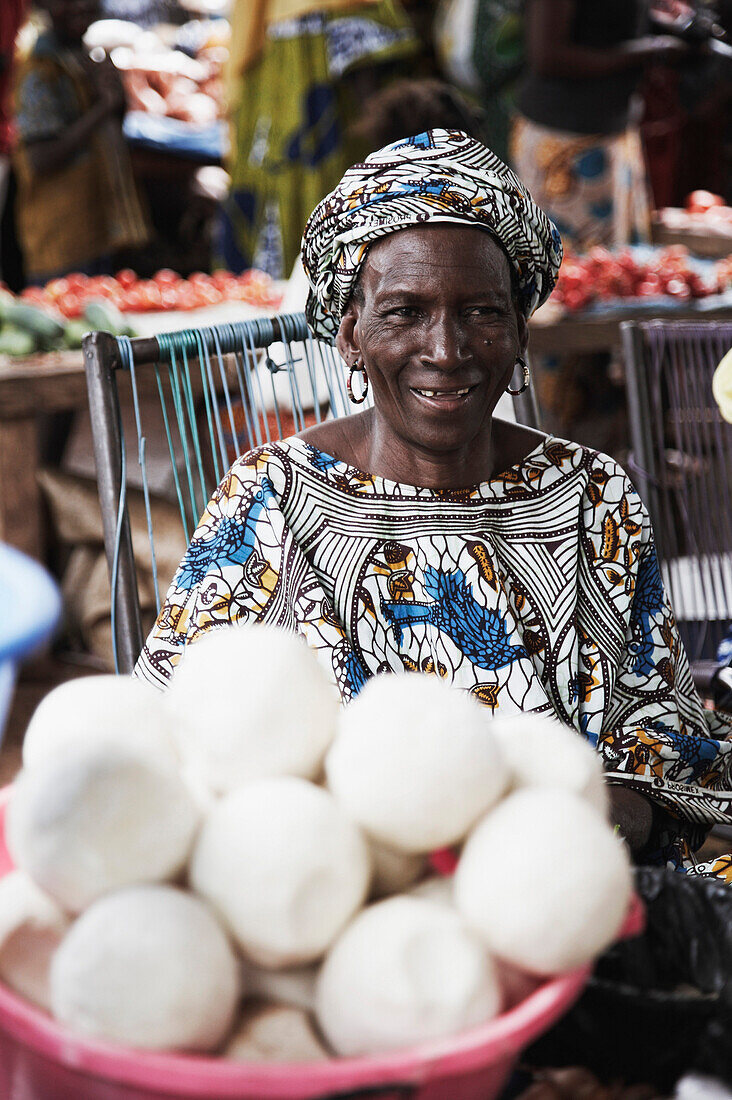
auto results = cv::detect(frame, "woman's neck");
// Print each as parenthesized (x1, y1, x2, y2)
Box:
(299, 413, 546, 488)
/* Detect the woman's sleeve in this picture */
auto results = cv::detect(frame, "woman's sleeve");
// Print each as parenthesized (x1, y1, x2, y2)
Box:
(134, 450, 366, 701)
(582, 455, 732, 877)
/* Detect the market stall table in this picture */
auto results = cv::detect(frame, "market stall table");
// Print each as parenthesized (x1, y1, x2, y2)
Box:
(652, 208, 732, 260)
(0, 291, 286, 561)
(0, 351, 88, 560)
(527, 298, 732, 357)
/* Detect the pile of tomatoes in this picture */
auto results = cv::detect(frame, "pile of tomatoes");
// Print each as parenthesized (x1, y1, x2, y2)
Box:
(20, 268, 282, 319)
(551, 245, 726, 313)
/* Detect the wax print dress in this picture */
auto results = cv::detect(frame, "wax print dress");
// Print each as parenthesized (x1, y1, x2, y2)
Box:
(137, 435, 732, 881)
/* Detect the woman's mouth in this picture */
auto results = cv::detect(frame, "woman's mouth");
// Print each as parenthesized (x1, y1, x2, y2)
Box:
(410, 385, 478, 407)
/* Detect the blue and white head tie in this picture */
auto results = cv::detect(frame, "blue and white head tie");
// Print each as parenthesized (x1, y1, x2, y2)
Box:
(301, 128, 563, 342)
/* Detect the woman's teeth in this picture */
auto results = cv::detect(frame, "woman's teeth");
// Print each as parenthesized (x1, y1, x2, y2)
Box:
(415, 387, 471, 397)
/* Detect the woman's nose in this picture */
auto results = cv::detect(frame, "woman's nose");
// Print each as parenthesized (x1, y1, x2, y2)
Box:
(419, 315, 469, 368)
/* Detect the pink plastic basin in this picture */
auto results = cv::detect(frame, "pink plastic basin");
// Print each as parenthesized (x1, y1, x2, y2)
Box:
(0, 788, 644, 1100)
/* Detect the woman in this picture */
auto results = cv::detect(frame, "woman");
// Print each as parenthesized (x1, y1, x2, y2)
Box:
(138, 129, 732, 881)
(218, 0, 420, 278)
(12, 0, 148, 283)
(511, 0, 688, 250)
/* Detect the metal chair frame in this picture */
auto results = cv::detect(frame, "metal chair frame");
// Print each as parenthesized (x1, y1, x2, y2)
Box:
(622, 319, 732, 685)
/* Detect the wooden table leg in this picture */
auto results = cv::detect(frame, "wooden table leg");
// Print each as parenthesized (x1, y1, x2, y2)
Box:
(0, 417, 42, 560)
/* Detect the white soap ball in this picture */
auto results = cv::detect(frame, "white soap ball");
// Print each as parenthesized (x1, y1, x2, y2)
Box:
(225, 1004, 330, 1063)
(369, 840, 427, 900)
(490, 712, 608, 814)
(7, 739, 200, 913)
(0, 870, 71, 1009)
(166, 624, 339, 794)
(51, 885, 239, 1051)
(454, 789, 632, 975)
(326, 674, 508, 853)
(316, 896, 501, 1057)
(22, 675, 177, 772)
(407, 875, 454, 906)
(240, 961, 318, 1013)
(190, 776, 371, 967)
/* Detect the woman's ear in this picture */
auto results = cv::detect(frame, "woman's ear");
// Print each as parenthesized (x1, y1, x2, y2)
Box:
(336, 303, 360, 363)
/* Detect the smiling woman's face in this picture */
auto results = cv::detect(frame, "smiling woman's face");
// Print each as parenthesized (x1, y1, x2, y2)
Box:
(337, 224, 528, 485)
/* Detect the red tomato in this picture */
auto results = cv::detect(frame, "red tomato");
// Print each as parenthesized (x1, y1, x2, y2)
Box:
(194, 282, 223, 305)
(116, 269, 138, 289)
(636, 278, 663, 297)
(211, 268, 233, 289)
(174, 285, 200, 311)
(122, 286, 148, 312)
(20, 286, 46, 304)
(665, 277, 691, 299)
(159, 286, 181, 310)
(214, 275, 239, 298)
(136, 281, 162, 310)
(57, 291, 83, 319)
(44, 277, 70, 300)
(153, 268, 180, 286)
(685, 190, 725, 214)
(65, 272, 90, 292)
(89, 275, 119, 299)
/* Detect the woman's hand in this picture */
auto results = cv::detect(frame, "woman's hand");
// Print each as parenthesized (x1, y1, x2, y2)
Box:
(607, 786, 654, 854)
(525, 1, 691, 78)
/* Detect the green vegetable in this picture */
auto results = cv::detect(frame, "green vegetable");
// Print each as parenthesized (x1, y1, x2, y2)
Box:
(63, 320, 89, 350)
(83, 298, 131, 336)
(0, 289, 15, 323)
(0, 325, 38, 357)
(2, 301, 65, 349)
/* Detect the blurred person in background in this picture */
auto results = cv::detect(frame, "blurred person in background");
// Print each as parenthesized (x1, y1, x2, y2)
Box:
(433, 0, 523, 164)
(0, 0, 26, 282)
(511, 0, 690, 251)
(12, 0, 148, 285)
(218, 0, 421, 280)
(351, 76, 488, 152)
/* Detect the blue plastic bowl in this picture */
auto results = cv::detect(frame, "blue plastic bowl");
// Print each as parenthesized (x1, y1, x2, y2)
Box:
(0, 544, 61, 740)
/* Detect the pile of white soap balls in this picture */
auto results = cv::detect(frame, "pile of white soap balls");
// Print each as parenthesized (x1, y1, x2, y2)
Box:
(0, 623, 632, 1062)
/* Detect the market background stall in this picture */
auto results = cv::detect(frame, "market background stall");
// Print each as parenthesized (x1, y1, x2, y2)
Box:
(0, 0, 730, 1093)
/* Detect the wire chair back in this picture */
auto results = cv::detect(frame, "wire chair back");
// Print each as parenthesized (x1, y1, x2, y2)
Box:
(83, 313, 368, 673)
(622, 319, 732, 672)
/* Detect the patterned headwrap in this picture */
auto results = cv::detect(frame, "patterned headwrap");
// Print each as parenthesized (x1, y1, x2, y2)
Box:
(302, 128, 563, 341)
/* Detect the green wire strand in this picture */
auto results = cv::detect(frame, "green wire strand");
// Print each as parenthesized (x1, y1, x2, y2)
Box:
(154, 362, 191, 545)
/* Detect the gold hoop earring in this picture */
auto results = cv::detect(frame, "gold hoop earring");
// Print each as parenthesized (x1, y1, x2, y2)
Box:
(347, 360, 369, 405)
(506, 357, 530, 396)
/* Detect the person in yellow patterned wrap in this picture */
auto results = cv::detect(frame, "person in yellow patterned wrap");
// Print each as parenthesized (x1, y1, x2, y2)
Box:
(139, 129, 732, 882)
(218, 0, 421, 278)
(12, 0, 148, 282)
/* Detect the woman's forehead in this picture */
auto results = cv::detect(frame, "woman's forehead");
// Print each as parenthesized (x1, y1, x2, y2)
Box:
(361, 226, 513, 294)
